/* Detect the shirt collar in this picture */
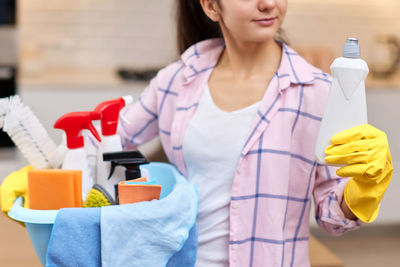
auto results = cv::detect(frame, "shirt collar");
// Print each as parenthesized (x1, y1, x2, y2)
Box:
(276, 42, 315, 91)
(181, 38, 315, 90)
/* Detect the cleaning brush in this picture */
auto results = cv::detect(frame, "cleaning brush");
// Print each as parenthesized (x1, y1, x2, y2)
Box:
(84, 184, 115, 207)
(0, 95, 66, 169)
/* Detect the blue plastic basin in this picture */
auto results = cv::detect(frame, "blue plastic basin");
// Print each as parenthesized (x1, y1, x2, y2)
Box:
(8, 162, 183, 266)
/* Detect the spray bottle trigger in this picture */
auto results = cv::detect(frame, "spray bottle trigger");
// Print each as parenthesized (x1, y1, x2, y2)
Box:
(107, 161, 117, 180)
(87, 121, 101, 142)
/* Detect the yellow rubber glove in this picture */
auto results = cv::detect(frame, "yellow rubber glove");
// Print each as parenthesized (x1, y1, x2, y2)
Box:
(324, 124, 393, 223)
(0, 166, 33, 214)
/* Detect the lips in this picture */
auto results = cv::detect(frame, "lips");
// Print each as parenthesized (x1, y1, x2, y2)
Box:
(253, 17, 277, 27)
(254, 17, 277, 22)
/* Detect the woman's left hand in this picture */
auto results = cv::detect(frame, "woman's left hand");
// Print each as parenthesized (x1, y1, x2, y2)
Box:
(324, 124, 393, 222)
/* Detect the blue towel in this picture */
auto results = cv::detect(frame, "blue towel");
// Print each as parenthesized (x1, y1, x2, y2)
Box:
(101, 181, 198, 267)
(46, 207, 101, 267)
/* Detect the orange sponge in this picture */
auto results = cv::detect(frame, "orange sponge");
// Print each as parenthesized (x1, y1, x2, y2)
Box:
(118, 177, 161, 205)
(28, 169, 82, 210)
(129, 177, 147, 183)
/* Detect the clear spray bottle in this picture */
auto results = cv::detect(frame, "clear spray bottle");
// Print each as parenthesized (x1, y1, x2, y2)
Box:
(54, 111, 101, 199)
(94, 96, 133, 201)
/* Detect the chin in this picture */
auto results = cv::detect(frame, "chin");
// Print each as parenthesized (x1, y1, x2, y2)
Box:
(241, 27, 278, 42)
(226, 26, 279, 44)
(243, 33, 277, 43)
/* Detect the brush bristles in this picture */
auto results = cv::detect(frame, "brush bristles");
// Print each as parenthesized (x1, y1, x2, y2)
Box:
(1, 95, 59, 169)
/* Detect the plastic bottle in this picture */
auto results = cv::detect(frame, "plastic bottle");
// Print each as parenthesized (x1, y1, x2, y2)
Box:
(315, 38, 369, 165)
(94, 96, 133, 201)
(54, 111, 101, 199)
(102, 150, 149, 203)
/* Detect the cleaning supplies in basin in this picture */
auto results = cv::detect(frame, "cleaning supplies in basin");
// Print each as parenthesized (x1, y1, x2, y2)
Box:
(8, 162, 198, 267)
(94, 96, 133, 202)
(28, 169, 82, 210)
(54, 111, 101, 200)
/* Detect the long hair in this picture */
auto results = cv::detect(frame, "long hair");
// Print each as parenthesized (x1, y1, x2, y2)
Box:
(175, 0, 290, 54)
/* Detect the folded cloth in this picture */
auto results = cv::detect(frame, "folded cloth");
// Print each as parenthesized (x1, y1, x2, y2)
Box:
(101, 179, 198, 267)
(46, 207, 101, 267)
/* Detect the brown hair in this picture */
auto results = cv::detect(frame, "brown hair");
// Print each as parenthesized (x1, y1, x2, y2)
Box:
(175, 0, 289, 54)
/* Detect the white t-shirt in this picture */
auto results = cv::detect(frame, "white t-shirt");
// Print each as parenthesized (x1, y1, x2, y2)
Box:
(183, 84, 260, 266)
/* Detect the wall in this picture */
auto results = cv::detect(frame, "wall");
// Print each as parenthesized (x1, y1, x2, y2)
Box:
(19, 0, 177, 75)
(18, 0, 400, 75)
(284, 0, 400, 58)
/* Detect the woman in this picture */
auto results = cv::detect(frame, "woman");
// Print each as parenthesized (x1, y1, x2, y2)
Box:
(118, 0, 393, 266)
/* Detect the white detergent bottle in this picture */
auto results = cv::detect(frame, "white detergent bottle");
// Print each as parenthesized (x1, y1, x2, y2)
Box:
(54, 111, 102, 200)
(95, 96, 133, 202)
(315, 38, 369, 165)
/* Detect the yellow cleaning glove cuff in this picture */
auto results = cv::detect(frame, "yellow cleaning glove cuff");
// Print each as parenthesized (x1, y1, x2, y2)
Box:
(325, 124, 393, 223)
(0, 166, 33, 213)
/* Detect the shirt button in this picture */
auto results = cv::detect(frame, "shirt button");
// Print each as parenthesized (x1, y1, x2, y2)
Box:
(232, 203, 239, 209)
(232, 244, 238, 250)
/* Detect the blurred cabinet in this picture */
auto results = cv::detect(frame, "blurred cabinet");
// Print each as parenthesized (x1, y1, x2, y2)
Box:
(0, 0, 17, 147)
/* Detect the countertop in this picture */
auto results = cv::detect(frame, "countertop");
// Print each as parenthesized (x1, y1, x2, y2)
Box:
(19, 69, 134, 89)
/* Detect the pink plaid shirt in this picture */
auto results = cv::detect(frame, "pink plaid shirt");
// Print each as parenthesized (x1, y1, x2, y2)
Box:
(119, 38, 362, 267)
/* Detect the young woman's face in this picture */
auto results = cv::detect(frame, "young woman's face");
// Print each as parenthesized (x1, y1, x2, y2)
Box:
(216, 0, 288, 43)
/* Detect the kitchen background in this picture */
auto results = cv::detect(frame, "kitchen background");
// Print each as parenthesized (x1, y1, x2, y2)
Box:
(15, 0, 400, 223)
(1, 0, 400, 266)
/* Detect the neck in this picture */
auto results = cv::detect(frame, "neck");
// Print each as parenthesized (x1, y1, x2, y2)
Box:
(217, 34, 283, 81)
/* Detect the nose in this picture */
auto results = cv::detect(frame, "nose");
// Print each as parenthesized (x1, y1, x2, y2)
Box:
(258, 0, 276, 11)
